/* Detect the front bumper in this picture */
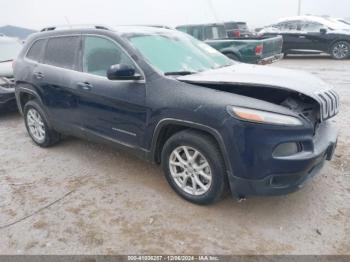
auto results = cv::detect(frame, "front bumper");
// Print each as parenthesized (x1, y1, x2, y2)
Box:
(258, 53, 284, 65)
(223, 120, 338, 198)
(229, 141, 336, 197)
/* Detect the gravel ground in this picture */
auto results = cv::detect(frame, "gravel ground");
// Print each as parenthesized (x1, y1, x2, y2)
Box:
(0, 57, 349, 255)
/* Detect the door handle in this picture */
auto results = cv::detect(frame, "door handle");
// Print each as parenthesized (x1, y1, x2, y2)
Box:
(33, 72, 44, 80)
(298, 36, 306, 39)
(76, 82, 93, 91)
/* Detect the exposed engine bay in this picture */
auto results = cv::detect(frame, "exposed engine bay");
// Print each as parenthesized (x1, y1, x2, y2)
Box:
(192, 83, 321, 129)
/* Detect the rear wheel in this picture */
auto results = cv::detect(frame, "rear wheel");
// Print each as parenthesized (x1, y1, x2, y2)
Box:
(24, 100, 61, 147)
(330, 41, 350, 60)
(161, 130, 226, 205)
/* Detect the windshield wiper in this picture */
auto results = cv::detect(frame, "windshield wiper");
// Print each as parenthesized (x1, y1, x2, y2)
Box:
(164, 71, 196, 76)
(0, 59, 13, 63)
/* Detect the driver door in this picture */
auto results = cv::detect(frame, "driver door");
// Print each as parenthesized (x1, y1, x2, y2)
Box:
(74, 35, 147, 147)
(281, 20, 309, 51)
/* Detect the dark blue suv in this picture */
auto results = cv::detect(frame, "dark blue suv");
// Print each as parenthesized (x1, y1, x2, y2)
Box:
(14, 26, 339, 205)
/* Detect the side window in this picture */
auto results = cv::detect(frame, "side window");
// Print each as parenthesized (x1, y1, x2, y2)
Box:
(274, 22, 286, 30)
(301, 22, 324, 33)
(192, 27, 202, 40)
(277, 21, 301, 32)
(83, 36, 135, 77)
(43, 36, 80, 70)
(26, 39, 45, 61)
(204, 27, 214, 40)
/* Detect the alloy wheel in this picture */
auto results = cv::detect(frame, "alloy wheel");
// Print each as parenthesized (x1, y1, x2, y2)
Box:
(332, 42, 349, 59)
(169, 146, 212, 196)
(26, 108, 46, 143)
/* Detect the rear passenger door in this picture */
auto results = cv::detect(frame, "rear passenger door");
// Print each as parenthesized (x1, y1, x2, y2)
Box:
(35, 35, 82, 130)
(73, 35, 147, 148)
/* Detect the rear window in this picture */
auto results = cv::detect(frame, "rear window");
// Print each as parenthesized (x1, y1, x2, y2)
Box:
(26, 39, 45, 62)
(225, 23, 248, 30)
(203, 26, 226, 40)
(43, 36, 80, 70)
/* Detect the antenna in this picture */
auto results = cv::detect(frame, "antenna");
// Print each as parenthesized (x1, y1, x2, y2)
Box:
(207, 0, 220, 23)
(298, 0, 302, 16)
(64, 16, 72, 29)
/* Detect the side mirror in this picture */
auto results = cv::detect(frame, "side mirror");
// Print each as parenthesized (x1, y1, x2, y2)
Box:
(107, 64, 141, 80)
(320, 28, 327, 34)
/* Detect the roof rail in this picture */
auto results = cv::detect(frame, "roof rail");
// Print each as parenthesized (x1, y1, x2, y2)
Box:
(40, 24, 112, 32)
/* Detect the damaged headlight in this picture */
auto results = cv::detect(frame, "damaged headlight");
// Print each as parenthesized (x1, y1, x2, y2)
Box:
(229, 106, 303, 126)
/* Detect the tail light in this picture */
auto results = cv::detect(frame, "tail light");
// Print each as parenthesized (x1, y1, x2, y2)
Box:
(233, 31, 241, 38)
(255, 44, 263, 56)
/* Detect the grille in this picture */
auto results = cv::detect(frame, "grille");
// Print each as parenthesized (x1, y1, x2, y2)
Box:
(316, 90, 340, 121)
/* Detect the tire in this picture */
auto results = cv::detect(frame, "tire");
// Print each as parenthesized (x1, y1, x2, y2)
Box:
(330, 41, 350, 60)
(225, 53, 240, 61)
(23, 100, 60, 147)
(161, 130, 227, 205)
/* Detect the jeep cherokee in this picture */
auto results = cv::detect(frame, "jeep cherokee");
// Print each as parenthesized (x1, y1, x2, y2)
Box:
(14, 26, 339, 205)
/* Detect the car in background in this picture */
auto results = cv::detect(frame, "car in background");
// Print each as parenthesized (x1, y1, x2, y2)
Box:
(330, 18, 350, 26)
(176, 23, 283, 64)
(132, 25, 173, 30)
(224, 21, 253, 38)
(259, 16, 350, 59)
(0, 35, 22, 110)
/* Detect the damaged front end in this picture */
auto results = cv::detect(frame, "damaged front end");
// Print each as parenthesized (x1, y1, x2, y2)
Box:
(179, 81, 339, 197)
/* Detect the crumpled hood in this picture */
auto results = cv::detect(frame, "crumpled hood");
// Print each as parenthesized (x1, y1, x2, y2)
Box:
(0, 61, 14, 78)
(178, 63, 333, 99)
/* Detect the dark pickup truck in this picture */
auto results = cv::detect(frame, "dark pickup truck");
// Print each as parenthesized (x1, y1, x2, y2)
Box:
(224, 21, 254, 38)
(176, 23, 283, 64)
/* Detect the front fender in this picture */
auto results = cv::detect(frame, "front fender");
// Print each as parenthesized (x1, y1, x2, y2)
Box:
(149, 118, 233, 176)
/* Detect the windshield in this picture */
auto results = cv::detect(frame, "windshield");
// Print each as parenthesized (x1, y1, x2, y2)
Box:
(127, 32, 233, 74)
(0, 40, 22, 62)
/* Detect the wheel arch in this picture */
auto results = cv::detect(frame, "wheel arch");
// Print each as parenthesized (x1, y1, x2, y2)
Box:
(329, 39, 350, 51)
(150, 118, 233, 175)
(16, 86, 43, 115)
(221, 50, 242, 61)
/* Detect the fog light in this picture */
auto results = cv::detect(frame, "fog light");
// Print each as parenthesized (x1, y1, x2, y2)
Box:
(273, 142, 301, 157)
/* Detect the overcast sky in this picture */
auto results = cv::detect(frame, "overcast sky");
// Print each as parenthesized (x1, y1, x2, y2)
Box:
(1, 0, 349, 30)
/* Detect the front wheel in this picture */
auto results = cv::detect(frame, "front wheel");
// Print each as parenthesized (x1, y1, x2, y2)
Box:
(330, 41, 350, 60)
(161, 130, 227, 205)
